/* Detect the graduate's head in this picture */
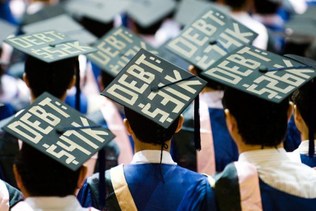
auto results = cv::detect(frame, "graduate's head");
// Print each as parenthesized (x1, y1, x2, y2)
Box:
(14, 143, 85, 197)
(253, 0, 281, 15)
(24, 56, 77, 99)
(223, 87, 290, 147)
(124, 106, 182, 144)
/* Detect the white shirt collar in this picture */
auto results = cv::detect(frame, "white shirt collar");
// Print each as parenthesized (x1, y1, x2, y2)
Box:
(200, 91, 224, 109)
(296, 140, 316, 155)
(131, 150, 177, 165)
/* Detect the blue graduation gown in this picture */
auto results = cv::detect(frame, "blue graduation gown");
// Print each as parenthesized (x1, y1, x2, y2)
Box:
(78, 164, 217, 210)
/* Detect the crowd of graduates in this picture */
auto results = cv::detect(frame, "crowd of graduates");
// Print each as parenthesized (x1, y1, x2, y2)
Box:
(1, 0, 316, 210)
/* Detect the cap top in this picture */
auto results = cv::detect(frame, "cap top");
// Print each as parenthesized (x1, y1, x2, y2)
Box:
(201, 45, 316, 103)
(88, 26, 159, 77)
(4, 30, 97, 63)
(167, 6, 258, 71)
(22, 14, 97, 45)
(0, 19, 17, 44)
(127, 0, 176, 27)
(3, 92, 115, 171)
(65, 0, 129, 24)
(102, 48, 207, 128)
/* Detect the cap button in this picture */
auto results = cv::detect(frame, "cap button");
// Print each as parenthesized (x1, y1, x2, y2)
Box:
(209, 39, 217, 45)
(259, 65, 268, 73)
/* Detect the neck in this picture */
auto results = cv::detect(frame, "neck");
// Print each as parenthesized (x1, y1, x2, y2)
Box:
(238, 142, 283, 154)
(133, 137, 171, 153)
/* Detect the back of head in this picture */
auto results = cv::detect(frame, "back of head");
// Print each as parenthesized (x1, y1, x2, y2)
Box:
(15, 143, 81, 197)
(292, 79, 316, 136)
(223, 0, 247, 10)
(24, 56, 77, 98)
(254, 0, 281, 15)
(124, 107, 179, 145)
(222, 87, 289, 147)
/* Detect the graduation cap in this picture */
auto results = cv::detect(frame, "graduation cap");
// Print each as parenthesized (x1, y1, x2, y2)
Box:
(4, 30, 96, 111)
(22, 4, 66, 25)
(22, 14, 97, 45)
(200, 45, 316, 104)
(286, 54, 316, 158)
(0, 19, 17, 45)
(88, 26, 159, 78)
(174, 0, 229, 27)
(126, 0, 177, 28)
(102, 48, 207, 149)
(3, 92, 115, 170)
(166, 5, 258, 71)
(65, 0, 129, 24)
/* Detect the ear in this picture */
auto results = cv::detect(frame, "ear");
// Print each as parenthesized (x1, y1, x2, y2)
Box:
(23, 73, 30, 88)
(68, 75, 76, 89)
(76, 166, 88, 189)
(175, 114, 184, 133)
(188, 65, 197, 75)
(287, 102, 294, 121)
(123, 118, 133, 135)
(224, 109, 236, 135)
(13, 164, 22, 190)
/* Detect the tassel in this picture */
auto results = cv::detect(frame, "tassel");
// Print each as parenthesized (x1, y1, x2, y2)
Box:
(194, 95, 201, 150)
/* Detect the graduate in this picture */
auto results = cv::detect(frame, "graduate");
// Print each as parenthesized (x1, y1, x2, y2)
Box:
(182, 45, 316, 210)
(2, 92, 114, 210)
(78, 49, 217, 210)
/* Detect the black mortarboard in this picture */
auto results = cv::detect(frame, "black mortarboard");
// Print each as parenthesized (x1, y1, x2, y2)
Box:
(22, 14, 97, 45)
(65, 0, 129, 24)
(4, 30, 96, 63)
(201, 45, 316, 103)
(3, 92, 115, 171)
(0, 19, 17, 45)
(126, 0, 177, 28)
(22, 4, 66, 25)
(102, 48, 207, 149)
(88, 26, 159, 78)
(174, 0, 229, 27)
(167, 6, 258, 71)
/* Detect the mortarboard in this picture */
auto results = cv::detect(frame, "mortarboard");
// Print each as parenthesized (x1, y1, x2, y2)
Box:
(201, 45, 316, 103)
(3, 92, 115, 171)
(126, 0, 177, 28)
(4, 29, 96, 63)
(22, 14, 97, 45)
(4, 30, 97, 111)
(0, 19, 17, 45)
(102, 48, 207, 149)
(174, 0, 229, 27)
(88, 26, 159, 78)
(22, 4, 66, 25)
(167, 5, 258, 71)
(65, 0, 129, 24)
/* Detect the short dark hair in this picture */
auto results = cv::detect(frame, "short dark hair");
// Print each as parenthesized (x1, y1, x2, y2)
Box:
(124, 107, 179, 144)
(253, 0, 281, 15)
(292, 79, 316, 135)
(24, 56, 78, 98)
(222, 87, 289, 147)
(224, 0, 247, 10)
(15, 143, 81, 197)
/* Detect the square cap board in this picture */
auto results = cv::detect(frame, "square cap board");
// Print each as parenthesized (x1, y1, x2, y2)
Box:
(0, 19, 17, 44)
(65, 0, 129, 24)
(201, 45, 316, 103)
(102, 48, 207, 128)
(3, 92, 115, 171)
(22, 14, 97, 45)
(167, 6, 258, 71)
(88, 26, 159, 77)
(4, 30, 96, 63)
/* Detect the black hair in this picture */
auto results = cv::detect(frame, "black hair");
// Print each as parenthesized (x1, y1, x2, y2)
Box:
(223, 0, 247, 10)
(292, 79, 316, 156)
(24, 56, 78, 98)
(253, 0, 281, 15)
(124, 107, 179, 145)
(79, 17, 114, 38)
(222, 87, 289, 147)
(15, 143, 81, 197)
(100, 70, 115, 88)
